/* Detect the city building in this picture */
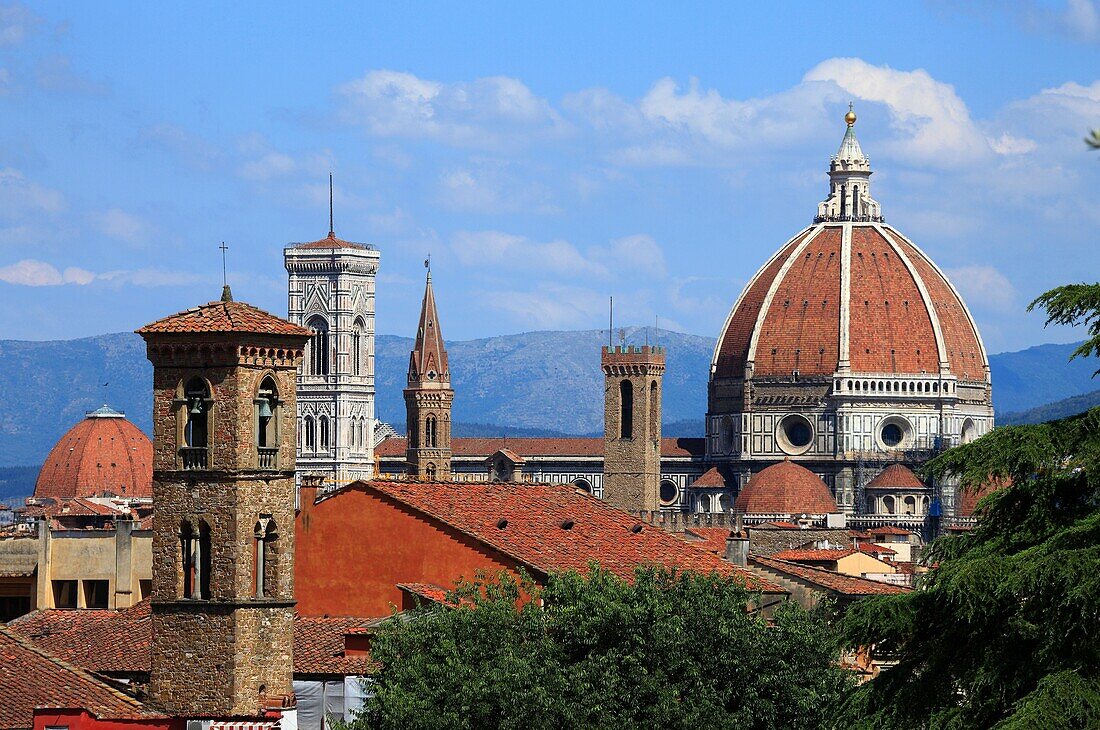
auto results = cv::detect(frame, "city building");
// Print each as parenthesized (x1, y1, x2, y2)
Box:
(285, 190, 382, 489)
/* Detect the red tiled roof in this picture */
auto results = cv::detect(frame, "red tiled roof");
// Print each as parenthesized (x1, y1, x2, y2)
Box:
(758, 520, 802, 530)
(866, 464, 925, 490)
(333, 480, 781, 593)
(771, 548, 854, 562)
(136, 300, 311, 337)
(35, 411, 151, 501)
(712, 224, 989, 380)
(396, 583, 472, 609)
(691, 467, 728, 488)
(0, 625, 158, 728)
(751, 556, 910, 596)
(857, 544, 897, 555)
(292, 232, 372, 250)
(8, 601, 376, 679)
(734, 460, 837, 515)
(375, 436, 706, 459)
(681, 527, 732, 555)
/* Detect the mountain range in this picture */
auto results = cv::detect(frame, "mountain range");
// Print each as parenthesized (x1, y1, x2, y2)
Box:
(1, 329, 1097, 472)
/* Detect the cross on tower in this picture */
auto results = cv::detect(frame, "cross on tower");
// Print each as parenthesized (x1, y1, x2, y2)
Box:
(219, 242, 229, 287)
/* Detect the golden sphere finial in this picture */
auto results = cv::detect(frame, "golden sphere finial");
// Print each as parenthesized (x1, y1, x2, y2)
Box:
(845, 102, 856, 126)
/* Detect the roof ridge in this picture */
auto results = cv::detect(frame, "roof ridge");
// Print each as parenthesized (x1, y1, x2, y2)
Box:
(754, 554, 909, 591)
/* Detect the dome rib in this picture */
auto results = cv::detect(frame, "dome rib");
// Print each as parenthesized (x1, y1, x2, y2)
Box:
(876, 225, 949, 373)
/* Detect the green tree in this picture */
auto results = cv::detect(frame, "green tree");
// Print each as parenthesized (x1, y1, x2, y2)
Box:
(355, 566, 853, 730)
(837, 283, 1100, 729)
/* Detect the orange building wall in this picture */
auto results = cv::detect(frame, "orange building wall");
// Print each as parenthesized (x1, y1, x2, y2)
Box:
(295, 485, 528, 618)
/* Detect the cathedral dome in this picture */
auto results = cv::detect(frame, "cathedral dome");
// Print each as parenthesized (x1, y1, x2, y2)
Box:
(711, 114, 989, 385)
(35, 406, 152, 500)
(866, 464, 925, 490)
(734, 460, 837, 514)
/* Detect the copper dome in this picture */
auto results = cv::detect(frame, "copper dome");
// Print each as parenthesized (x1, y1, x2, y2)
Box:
(734, 460, 837, 515)
(34, 406, 152, 500)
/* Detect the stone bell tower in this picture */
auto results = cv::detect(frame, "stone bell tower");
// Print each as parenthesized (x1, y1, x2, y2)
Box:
(137, 290, 310, 717)
(602, 345, 665, 512)
(404, 267, 453, 480)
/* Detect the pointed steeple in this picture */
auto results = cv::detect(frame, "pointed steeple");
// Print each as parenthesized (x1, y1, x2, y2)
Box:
(816, 104, 882, 223)
(408, 267, 449, 387)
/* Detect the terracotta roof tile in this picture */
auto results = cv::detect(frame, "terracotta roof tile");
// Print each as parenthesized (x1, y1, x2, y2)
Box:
(136, 300, 311, 337)
(375, 436, 705, 459)
(957, 477, 1011, 517)
(291, 232, 374, 250)
(751, 555, 909, 596)
(866, 464, 925, 490)
(35, 410, 151, 500)
(8, 601, 376, 679)
(866, 525, 918, 537)
(0, 625, 158, 727)
(681, 527, 732, 555)
(734, 460, 837, 515)
(690, 467, 728, 488)
(857, 543, 897, 555)
(332, 480, 781, 593)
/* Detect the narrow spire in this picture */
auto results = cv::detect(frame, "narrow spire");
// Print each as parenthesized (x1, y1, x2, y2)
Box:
(408, 267, 449, 386)
(328, 172, 335, 238)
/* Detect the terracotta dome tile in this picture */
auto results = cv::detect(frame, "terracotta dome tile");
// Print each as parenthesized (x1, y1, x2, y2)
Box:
(35, 407, 152, 500)
(734, 460, 837, 515)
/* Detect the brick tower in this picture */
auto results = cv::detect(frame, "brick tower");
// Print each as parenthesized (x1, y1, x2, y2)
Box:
(404, 268, 453, 480)
(137, 290, 310, 716)
(602, 345, 665, 512)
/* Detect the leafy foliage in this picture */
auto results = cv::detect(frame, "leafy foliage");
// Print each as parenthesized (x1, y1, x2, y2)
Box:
(836, 285, 1100, 729)
(1028, 283, 1100, 375)
(354, 566, 853, 730)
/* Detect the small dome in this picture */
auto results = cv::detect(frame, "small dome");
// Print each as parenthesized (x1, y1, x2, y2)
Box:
(734, 460, 837, 515)
(866, 464, 925, 490)
(35, 406, 152, 500)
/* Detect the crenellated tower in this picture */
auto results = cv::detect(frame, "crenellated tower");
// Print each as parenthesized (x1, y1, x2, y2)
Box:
(137, 290, 310, 716)
(404, 268, 453, 480)
(602, 345, 665, 512)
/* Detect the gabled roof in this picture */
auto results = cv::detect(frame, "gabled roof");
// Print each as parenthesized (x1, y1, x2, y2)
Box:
(375, 436, 706, 459)
(7, 601, 376, 679)
(681, 527, 732, 555)
(330, 480, 781, 593)
(751, 555, 909, 596)
(136, 300, 311, 337)
(0, 625, 159, 728)
(857, 543, 897, 556)
(866, 464, 926, 490)
(690, 467, 728, 488)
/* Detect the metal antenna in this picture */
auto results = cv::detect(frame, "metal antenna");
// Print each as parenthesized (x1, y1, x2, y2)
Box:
(609, 296, 613, 347)
(328, 173, 335, 237)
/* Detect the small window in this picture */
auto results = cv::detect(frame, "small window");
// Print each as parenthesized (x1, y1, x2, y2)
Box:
(425, 414, 437, 449)
(882, 423, 903, 447)
(139, 579, 152, 601)
(304, 416, 315, 452)
(307, 315, 330, 376)
(52, 580, 77, 608)
(319, 416, 330, 450)
(426, 462, 437, 480)
(83, 580, 109, 609)
(619, 380, 633, 439)
(660, 479, 678, 505)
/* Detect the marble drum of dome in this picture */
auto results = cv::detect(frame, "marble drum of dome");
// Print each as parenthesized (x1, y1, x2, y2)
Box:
(706, 109, 994, 507)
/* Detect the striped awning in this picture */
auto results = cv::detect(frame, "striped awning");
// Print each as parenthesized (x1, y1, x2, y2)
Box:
(208, 721, 278, 730)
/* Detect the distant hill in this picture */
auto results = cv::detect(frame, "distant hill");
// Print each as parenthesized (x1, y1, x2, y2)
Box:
(0, 328, 1095, 469)
(998, 389, 1100, 426)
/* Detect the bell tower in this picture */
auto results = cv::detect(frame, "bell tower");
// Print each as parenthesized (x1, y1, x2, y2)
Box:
(602, 344, 665, 512)
(137, 291, 310, 717)
(404, 268, 453, 480)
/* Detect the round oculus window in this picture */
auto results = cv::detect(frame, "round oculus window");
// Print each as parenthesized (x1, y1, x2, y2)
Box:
(776, 414, 814, 455)
(660, 480, 678, 505)
(881, 423, 904, 447)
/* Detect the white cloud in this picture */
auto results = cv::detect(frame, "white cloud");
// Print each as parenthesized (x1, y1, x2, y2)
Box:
(945, 265, 1016, 312)
(591, 234, 667, 277)
(34, 55, 109, 96)
(0, 167, 64, 218)
(92, 207, 150, 243)
(0, 259, 204, 288)
(337, 70, 566, 148)
(0, 259, 94, 286)
(0, 3, 38, 47)
(437, 164, 556, 214)
(235, 135, 333, 182)
(1065, 0, 1100, 39)
(142, 123, 223, 172)
(239, 151, 297, 181)
(452, 230, 606, 276)
(989, 133, 1038, 155)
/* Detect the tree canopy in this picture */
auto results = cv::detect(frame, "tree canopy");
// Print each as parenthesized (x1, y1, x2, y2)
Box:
(354, 566, 853, 730)
(837, 283, 1100, 729)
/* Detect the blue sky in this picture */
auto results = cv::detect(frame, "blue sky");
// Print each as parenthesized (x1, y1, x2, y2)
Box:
(1, 1, 1098, 354)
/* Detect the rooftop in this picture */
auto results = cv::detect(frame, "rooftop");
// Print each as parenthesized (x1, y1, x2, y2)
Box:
(136, 299, 311, 337)
(322, 479, 781, 593)
(375, 436, 706, 459)
(751, 555, 909, 597)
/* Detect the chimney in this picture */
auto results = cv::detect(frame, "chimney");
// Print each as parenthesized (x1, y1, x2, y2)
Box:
(725, 523, 749, 567)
